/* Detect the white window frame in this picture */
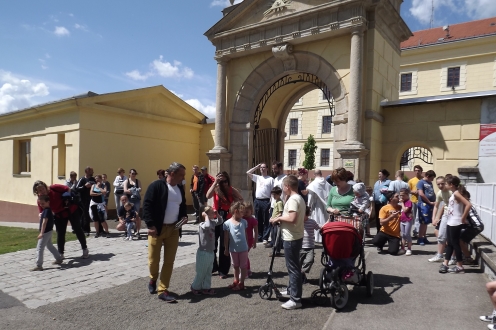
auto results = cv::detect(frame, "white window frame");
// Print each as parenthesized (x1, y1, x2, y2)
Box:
(440, 62, 466, 92)
(285, 111, 303, 140)
(399, 68, 418, 96)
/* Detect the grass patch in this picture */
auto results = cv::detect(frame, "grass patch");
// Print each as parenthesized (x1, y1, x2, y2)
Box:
(0, 227, 78, 255)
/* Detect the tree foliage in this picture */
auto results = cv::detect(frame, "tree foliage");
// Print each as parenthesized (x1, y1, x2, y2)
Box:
(303, 134, 317, 170)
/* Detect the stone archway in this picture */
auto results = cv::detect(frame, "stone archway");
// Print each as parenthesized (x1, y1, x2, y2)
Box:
(227, 50, 349, 197)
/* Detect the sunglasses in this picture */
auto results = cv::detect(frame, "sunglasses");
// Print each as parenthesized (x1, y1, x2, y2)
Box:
(131, 172, 137, 175)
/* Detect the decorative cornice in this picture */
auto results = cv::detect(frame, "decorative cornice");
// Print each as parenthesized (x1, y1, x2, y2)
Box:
(272, 43, 295, 72)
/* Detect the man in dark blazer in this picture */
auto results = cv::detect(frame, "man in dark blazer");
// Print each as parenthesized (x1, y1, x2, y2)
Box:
(143, 162, 187, 303)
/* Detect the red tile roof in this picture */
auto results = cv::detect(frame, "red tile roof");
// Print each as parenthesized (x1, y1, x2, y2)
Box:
(401, 16, 496, 49)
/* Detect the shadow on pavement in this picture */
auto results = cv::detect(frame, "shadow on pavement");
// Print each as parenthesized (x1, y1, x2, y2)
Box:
(178, 241, 195, 247)
(60, 253, 116, 268)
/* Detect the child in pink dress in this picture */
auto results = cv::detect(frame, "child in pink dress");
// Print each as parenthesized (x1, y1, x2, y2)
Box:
(243, 202, 258, 277)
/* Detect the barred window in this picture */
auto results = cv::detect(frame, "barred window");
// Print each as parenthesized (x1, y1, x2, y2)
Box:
(322, 116, 332, 134)
(447, 67, 460, 87)
(400, 73, 412, 92)
(290, 118, 298, 135)
(320, 149, 330, 167)
(288, 150, 297, 166)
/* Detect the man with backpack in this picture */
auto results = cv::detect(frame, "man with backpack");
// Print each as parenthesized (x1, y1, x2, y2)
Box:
(32, 180, 89, 259)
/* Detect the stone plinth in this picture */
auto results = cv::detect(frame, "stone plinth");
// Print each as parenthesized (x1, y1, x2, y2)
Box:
(458, 166, 481, 184)
(336, 143, 369, 181)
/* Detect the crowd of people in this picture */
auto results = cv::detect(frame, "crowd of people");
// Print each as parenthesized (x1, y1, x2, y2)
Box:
(31, 160, 482, 312)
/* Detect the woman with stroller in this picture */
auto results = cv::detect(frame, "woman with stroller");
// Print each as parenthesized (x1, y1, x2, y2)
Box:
(206, 171, 244, 279)
(326, 168, 355, 216)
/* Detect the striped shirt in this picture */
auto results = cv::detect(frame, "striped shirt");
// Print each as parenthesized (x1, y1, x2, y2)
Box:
(302, 218, 321, 248)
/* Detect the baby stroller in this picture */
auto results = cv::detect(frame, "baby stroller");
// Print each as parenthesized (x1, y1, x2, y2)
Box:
(311, 216, 374, 310)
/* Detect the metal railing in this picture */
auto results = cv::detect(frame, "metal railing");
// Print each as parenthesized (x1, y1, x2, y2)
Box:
(466, 183, 496, 245)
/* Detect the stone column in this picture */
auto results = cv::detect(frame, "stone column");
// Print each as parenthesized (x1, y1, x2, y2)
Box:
(213, 60, 228, 151)
(347, 26, 364, 145)
(336, 26, 369, 181)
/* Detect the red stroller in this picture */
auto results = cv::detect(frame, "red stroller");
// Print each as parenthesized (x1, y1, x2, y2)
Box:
(311, 220, 374, 309)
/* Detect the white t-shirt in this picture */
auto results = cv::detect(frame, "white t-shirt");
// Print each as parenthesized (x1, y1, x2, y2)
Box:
(388, 179, 409, 194)
(281, 194, 306, 241)
(271, 174, 287, 207)
(252, 174, 274, 199)
(447, 193, 464, 226)
(163, 183, 182, 224)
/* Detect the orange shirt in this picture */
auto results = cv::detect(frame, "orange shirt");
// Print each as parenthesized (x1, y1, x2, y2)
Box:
(379, 204, 401, 238)
(193, 175, 198, 192)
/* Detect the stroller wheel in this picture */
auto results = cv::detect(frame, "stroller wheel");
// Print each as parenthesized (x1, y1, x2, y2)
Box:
(329, 284, 349, 310)
(311, 289, 329, 306)
(258, 284, 273, 300)
(365, 271, 374, 297)
(319, 268, 329, 290)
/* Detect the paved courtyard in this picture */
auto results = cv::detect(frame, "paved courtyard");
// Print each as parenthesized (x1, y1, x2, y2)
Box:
(0, 222, 492, 330)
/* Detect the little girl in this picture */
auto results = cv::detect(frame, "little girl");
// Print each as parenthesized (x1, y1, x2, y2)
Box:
(123, 202, 136, 241)
(223, 201, 248, 291)
(399, 188, 413, 255)
(243, 202, 258, 278)
(191, 206, 224, 295)
(439, 176, 472, 274)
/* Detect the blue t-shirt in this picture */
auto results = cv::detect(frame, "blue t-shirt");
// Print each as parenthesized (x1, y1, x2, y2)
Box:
(223, 218, 248, 253)
(416, 179, 436, 202)
(39, 207, 54, 233)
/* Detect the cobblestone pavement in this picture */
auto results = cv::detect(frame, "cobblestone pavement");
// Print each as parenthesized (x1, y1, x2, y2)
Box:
(0, 223, 199, 309)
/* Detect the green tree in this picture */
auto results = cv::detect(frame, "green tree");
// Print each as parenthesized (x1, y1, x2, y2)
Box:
(303, 134, 317, 170)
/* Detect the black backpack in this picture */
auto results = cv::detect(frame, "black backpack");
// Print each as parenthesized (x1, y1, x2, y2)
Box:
(62, 191, 81, 208)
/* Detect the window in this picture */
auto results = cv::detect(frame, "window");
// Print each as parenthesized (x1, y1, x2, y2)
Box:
(400, 73, 412, 92)
(288, 150, 297, 166)
(321, 149, 330, 167)
(322, 116, 332, 134)
(58, 134, 66, 177)
(290, 118, 298, 135)
(447, 67, 460, 87)
(19, 140, 31, 173)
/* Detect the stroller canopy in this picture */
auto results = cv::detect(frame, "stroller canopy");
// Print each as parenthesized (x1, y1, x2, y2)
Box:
(321, 222, 362, 260)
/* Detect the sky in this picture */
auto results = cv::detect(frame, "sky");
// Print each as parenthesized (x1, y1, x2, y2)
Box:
(1, 0, 495, 118)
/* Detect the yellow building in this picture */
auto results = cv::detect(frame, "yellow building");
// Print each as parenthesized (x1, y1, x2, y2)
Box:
(0, 85, 214, 222)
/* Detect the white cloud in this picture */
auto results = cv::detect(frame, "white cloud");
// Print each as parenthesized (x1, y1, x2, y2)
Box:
(126, 55, 195, 81)
(69, 13, 74, 17)
(54, 26, 70, 36)
(74, 23, 88, 32)
(38, 58, 48, 70)
(45, 53, 51, 59)
(0, 70, 50, 114)
(185, 98, 216, 118)
(409, 0, 496, 26)
(210, 0, 243, 7)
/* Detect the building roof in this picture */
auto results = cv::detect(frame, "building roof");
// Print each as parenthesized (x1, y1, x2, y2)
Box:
(381, 90, 496, 108)
(401, 16, 496, 50)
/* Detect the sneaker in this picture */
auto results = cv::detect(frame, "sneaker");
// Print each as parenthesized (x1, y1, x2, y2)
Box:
(448, 266, 465, 274)
(488, 324, 496, 330)
(263, 240, 268, 245)
(448, 258, 456, 266)
(279, 289, 290, 298)
(60, 253, 65, 260)
(82, 248, 89, 259)
(52, 259, 63, 265)
(281, 300, 302, 310)
(123, 236, 128, 241)
(202, 289, 216, 295)
(439, 264, 449, 273)
(423, 237, 431, 244)
(463, 257, 475, 265)
(418, 238, 425, 246)
(31, 266, 43, 271)
(428, 254, 444, 262)
(405, 249, 412, 256)
(148, 280, 157, 294)
(158, 291, 177, 303)
(480, 314, 496, 323)
(95, 233, 99, 238)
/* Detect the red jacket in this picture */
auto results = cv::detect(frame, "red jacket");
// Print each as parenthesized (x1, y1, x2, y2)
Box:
(37, 184, 77, 216)
(203, 174, 215, 195)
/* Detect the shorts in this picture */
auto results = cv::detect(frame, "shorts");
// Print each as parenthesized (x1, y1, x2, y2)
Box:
(460, 226, 479, 244)
(230, 251, 248, 269)
(418, 201, 433, 225)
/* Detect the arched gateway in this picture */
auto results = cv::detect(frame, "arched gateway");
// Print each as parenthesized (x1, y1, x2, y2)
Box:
(205, 0, 411, 199)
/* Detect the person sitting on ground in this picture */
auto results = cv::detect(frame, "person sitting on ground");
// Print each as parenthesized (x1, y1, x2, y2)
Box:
(438, 176, 471, 274)
(399, 188, 413, 256)
(480, 281, 496, 328)
(123, 202, 137, 241)
(300, 206, 321, 284)
(351, 182, 370, 214)
(242, 202, 258, 278)
(116, 195, 142, 238)
(371, 191, 401, 255)
(223, 202, 249, 291)
(190, 206, 224, 296)
(268, 186, 284, 255)
(31, 195, 64, 271)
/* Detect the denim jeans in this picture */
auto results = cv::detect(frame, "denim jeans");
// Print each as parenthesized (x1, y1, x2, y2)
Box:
(255, 198, 271, 241)
(283, 238, 303, 303)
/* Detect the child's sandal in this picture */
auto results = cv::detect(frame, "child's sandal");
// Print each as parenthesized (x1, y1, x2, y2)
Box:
(232, 283, 245, 291)
(227, 281, 239, 289)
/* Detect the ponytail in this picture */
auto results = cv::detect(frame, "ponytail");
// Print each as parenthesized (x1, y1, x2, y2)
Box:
(446, 176, 470, 200)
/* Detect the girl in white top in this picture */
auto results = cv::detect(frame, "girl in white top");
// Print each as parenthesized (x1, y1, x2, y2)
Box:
(439, 176, 471, 274)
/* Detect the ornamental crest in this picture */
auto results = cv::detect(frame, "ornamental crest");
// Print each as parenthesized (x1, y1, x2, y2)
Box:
(263, 0, 292, 17)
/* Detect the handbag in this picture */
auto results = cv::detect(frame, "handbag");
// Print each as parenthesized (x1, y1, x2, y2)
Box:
(466, 206, 484, 232)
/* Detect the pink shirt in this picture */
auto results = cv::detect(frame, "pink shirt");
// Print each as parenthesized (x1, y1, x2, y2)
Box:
(400, 199, 413, 222)
(244, 216, 258, 245)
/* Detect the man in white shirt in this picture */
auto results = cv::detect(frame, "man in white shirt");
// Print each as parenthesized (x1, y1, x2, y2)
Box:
(306, 169, 331, 242)
(270, 175, 305, 310)
(247, 163, 274, 244)
(143, 162, 187, 303)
